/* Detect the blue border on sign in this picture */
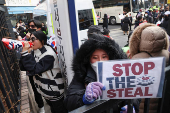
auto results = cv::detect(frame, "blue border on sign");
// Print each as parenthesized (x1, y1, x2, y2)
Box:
(98, 62, 103, 83)
(157, 57, 166, 97)
(98, 62, 103, 99)
(67, 0, 79, 55)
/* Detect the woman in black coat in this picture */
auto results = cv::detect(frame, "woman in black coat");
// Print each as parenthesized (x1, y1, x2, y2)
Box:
(103, 14, 108, 29)
(122, 14, 131, 35)
(63, 34, 141, 113)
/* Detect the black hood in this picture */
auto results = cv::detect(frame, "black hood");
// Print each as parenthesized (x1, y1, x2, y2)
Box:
(72, 34, 127, 81)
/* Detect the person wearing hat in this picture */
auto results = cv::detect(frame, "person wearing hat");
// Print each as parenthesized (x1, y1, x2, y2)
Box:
(22, 19, 45, 113)
(129, 23, 169, 113)
(87, 25, 102, 38)
(136, 9, 142, 19)
(20, 31, 67, 113)
(64, 34, 141, 112)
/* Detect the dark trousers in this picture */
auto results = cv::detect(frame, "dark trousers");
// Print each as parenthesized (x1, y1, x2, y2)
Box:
(45, 97, 67, 113)
(129, 24, 131, 31)
(29, 76, 44, 108)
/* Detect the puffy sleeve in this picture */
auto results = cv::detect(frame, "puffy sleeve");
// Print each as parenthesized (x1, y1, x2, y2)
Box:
(20, 51, 54, 75)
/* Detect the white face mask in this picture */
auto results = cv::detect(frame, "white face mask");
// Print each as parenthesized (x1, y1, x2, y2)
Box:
(145, 14, 148, 17)
(91, 62, 97, 74)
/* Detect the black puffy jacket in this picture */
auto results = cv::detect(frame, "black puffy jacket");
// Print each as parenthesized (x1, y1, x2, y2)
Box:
(64, 34, 141, 112)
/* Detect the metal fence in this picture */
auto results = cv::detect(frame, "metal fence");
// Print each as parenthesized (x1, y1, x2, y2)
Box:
(0, 5, 21, 113)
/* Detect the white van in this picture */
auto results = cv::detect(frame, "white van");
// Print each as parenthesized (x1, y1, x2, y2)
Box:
(75, 0, 98, 46)
(47, 0, 97, 84)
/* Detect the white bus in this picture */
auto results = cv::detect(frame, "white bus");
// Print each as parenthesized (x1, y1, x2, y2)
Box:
(93, 0, 145, 24)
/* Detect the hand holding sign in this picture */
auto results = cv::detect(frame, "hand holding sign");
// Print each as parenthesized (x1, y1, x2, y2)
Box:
(83, 82, 106, 104)
(97, 57, 165, 99)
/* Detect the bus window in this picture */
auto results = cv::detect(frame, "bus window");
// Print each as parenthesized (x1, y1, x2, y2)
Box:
(132, 0, 144, 13)
(92, 0, 139, 24)
(93, 0, 102, 8)
(123, 0, 130, 13)
(145, 1, 152, 9)
(78, 9, 94, 30)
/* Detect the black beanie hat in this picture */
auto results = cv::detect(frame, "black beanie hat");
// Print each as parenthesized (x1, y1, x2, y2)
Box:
(31, 31, 47, 45)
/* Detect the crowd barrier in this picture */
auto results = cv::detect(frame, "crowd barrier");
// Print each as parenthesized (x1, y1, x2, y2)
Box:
(0, 5, 21, 113)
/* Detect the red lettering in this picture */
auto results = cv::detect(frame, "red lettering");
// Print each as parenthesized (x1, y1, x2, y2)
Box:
(134, 87, 143, 97)
(122, 63, 131, 76)
(144, 87, 153, 96)
(131, 63, 143, 75)
(116, 89, 124, 97)
(107, 89, 116, 98)
(144, 62, 155, 74)
(125, 88, 134, 97)
(113, 64, 123, 76)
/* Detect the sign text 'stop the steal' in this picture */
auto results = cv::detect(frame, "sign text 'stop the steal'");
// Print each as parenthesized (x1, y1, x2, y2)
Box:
(97, 57, 165, 99)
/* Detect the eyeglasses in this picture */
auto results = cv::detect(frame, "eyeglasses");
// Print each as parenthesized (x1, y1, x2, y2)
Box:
(30, 37, 38, 42)
(29, 25, 35, 28)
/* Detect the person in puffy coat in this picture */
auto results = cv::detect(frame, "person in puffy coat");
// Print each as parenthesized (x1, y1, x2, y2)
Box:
(129, 23, 169, 113)
(64, 34, 141, 112)
(103, 14, 108, 29)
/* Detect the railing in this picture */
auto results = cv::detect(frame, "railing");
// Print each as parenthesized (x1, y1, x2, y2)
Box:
(0, 5, 21, 113)
(69, 66, 170, 113)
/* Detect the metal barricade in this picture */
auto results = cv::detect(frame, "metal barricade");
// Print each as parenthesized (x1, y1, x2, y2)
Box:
(0, 4, 21, 113)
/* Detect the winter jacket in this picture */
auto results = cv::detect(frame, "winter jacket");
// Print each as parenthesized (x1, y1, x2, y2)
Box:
(129, 16, 132, 24)
(20, 45, 64, 100)
(64, 34, 141, 112)
(103, 14, 108, 28)
(160, 17, 170, 35)
(122, 17, 130, 31)
(129, 23, 169, 113)
(145, 15, 153, 23)
(134, 20, 143, 29)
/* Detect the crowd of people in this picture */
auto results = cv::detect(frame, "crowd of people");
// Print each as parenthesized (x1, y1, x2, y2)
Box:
(119, 6, 170, 37)
(14, 19, 48, 40)
(12, 6, 170, 113)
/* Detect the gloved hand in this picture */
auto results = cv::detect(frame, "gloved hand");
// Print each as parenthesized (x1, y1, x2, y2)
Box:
(82, 82, 106, 105)
(120, 105, 135, 113)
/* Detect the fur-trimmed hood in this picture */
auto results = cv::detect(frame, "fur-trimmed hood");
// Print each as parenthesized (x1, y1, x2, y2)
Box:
(129, 23, 169, 57)
(72, 34, 127, 81)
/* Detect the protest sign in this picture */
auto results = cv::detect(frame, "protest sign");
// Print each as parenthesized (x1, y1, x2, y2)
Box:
(97, 57, 165, 99)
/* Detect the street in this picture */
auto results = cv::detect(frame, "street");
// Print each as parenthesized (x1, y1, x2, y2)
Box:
(98, 24, 133, 47)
